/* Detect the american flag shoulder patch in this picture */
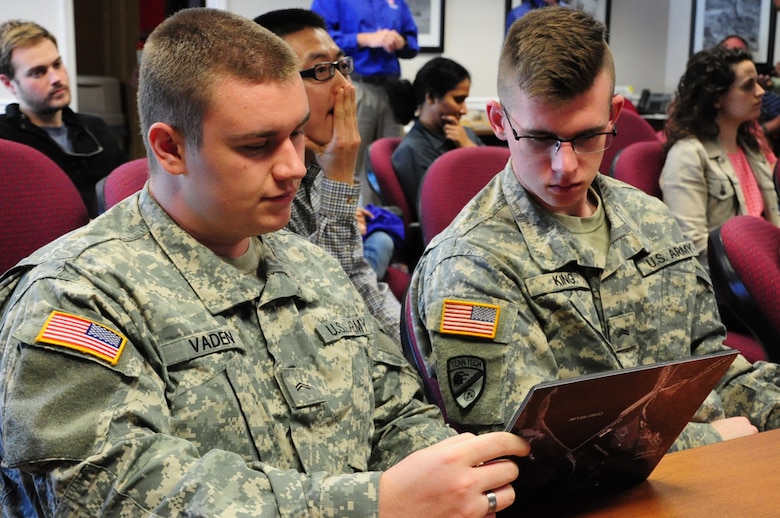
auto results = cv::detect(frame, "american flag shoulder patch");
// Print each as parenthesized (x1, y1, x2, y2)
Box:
(439, 299, 500, 339)
(35, 311, 127, 365)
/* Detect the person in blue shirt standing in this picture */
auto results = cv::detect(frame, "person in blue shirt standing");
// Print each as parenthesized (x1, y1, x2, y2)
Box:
(506, 0, 568, 34)
(311, 0, 419, 206)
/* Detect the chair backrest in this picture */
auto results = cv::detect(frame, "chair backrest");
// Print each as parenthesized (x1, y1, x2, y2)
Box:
(418, 146, 510, 245)
(368, 137, 426, 268)
(599, 109, 658, 175)
(368, 137, 410, 226)
(610, 140, 665, 199)
(400, 287, 452, 425)
(708, 216, 780, 362)
(0, 139, 90, 273)
(96, 157, 149, 212)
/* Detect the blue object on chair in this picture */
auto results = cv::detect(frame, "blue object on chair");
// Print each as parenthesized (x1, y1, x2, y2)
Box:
(0, 140, 89, 273)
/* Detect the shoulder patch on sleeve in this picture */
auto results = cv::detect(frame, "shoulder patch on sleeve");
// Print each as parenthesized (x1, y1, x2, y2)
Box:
(35, 311, 127, 365)
(439, 299, 500, 339)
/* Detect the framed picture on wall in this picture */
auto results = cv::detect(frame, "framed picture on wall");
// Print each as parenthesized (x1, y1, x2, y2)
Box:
(690, 0, 776, 65)
(504, 0, 612, 33)
(407, 0, 445, 53)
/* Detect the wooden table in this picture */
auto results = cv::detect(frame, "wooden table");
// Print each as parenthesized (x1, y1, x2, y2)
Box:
(513, 429, 780, 517)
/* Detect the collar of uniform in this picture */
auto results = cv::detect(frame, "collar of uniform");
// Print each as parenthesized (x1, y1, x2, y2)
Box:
(501, 167, 648, 274)
(137, 187, 277, 314)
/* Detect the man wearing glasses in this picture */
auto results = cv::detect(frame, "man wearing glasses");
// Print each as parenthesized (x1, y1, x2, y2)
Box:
(311, 0, 419, 207)
(255, 9, 402, 344)
(0, 9, 529, 515)
(408, 6, 772, 460)
(0, 20, 125, 217)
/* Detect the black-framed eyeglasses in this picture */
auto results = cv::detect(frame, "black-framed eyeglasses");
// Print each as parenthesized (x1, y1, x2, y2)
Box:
(502, 106, 617, 156)
(63, 125, 104, 158)
(299, 56, 354, 82)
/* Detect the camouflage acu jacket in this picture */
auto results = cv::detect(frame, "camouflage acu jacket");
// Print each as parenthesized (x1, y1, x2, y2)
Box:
(0, 188, 452, 517)
(409, 165, 780, 451)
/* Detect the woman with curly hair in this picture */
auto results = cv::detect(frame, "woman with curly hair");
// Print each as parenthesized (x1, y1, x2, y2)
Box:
(661, 45, 780, 270)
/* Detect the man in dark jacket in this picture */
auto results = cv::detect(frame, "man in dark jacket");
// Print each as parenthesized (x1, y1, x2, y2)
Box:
(0, 20, 125, 216)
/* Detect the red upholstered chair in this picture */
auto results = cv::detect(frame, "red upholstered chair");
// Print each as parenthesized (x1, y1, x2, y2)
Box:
(708, 216, 780, 362)
(599, 110, 658, 175)
(96, 157, 149, 213)
(368, 136, 424, 271)
(622, 97, 639, 114)
(723, 330, 767, 364)
(383, 266, 411, 302)
(418, 146, 510, 245)
(0, 139, 89, 273)
(610, 140, 665, 199)
(368, 137, 410, 226)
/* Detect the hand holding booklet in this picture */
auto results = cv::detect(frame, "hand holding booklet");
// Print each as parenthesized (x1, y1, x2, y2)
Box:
(504, 350, 738, 495)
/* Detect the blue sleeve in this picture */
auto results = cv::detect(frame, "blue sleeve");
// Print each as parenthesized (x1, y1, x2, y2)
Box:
(311, 0, 362, 55)
(396, 0, 419, 58)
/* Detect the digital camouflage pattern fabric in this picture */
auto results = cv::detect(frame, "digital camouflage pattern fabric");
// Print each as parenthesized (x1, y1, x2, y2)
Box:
(409, 164, 780, 451)
(0, 187, 454, 516)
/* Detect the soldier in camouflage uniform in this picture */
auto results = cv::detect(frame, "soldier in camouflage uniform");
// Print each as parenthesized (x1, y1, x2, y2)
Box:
(409, 6, 780, 452)
(0, 8, 529, 517)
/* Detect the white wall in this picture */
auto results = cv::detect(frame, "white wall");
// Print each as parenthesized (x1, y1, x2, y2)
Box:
(216, 0, 683, 100)
(0, 0, 76, 111)
(8, 0, 780, 109)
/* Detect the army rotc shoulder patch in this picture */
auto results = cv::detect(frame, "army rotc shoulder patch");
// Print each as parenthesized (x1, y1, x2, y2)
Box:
(36, 311, 128, 365)
(439, 299, 500, 339)
(448, 355, 486, 410)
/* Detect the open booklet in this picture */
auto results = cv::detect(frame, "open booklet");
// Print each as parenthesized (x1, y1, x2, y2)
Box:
(504, 349, 739, 496)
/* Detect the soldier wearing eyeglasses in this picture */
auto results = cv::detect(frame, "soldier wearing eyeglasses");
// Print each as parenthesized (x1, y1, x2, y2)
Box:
(0, 20, 125, 217)
(408, 6, 779, 474)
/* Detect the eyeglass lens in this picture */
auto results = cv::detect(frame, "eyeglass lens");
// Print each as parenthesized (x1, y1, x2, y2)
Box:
(524, 133, 614, 155)
(312, 57, 353, 81)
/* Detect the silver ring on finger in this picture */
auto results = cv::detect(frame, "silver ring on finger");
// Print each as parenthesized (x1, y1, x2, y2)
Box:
(485, 490, 498, 515)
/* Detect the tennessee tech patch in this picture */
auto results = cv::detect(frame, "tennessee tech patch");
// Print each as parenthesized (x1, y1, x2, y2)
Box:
(36, 311, 127, 365)
(439, 299, 500, 339)
(447, 355, 485, 410)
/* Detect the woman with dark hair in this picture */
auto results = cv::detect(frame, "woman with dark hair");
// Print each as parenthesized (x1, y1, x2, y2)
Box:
(389, 57, 482, 220)
(661, 45, 780, 270)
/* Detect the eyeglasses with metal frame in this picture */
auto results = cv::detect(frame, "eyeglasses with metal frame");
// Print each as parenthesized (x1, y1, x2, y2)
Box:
(502, 106, 617, 156)
(299, 56, 354, 82)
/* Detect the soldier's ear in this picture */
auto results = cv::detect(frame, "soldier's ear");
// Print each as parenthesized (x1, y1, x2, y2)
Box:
(486, 100, 509, 142)
(147, 122, 186, 176)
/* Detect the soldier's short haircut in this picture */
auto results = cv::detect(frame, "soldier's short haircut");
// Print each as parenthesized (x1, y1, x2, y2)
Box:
(138, 8, 299, 152)
(0, 20, 58, 79)
(498, 6, 615, 108)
